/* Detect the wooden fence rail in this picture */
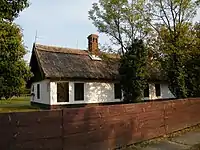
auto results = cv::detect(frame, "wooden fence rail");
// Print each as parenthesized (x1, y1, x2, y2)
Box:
(0, 98, 200, 150)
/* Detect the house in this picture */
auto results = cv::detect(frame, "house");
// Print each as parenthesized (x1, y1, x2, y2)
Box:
(29, 34, 175, 108)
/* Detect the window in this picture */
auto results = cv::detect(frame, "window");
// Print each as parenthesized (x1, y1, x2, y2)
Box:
(114, 83, 122, 99)
(74, 83, 84, 101)
(155, 84, 161, 97)
(57, 82, 69, 102)
(37, 84, 40, 99)
(144, 84, 149, 97)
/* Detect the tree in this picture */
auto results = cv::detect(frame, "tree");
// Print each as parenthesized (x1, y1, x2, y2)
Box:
(154, 22, 200, 98)
(119, 39, 148, 102)
(0, 0, 31, 99)
(139, 0, 200, 98)
(0, 0, 29, 22)
(0, 21, 32, 99)
(89, 0, 150, 55)
(89, 0, 152, 102)
(184, 22, 200, 97)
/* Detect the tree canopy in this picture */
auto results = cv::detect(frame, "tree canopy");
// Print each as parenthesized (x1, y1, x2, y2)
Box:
(119, 39, 148, 102)
(0, 0, 31, 99)
(89, 0, 151, 55)
(89, 0, 200, 100)
(0, 0, 29, 22)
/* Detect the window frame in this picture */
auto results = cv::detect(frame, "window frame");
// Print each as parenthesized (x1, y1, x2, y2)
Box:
(37, 84, 40, 99)
(74, 83, 84, 101)
(114, 83, 122, 99)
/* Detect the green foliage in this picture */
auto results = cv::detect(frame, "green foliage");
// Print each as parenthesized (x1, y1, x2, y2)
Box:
(119, 39, 148, 102)
(141, 0, 199, 34)
(90, 0, 200, 99)
(140, 0, 200, 98)
(0, 0, 29, 22)
(89, 0, 151, 54)
(184, 22, 200, 97)
(185, 55, 200, 97)
(0, 21, 32, 100)
(0, 0, 31, 100)
(159, 22, 200, 98)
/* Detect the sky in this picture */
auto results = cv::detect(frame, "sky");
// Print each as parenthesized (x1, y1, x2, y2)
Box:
(14, 0, 110, 62)
(15, 0, 200, 62)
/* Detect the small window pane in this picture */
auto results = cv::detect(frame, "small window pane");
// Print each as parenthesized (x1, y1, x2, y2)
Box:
(144, 84, 149, 97)
(114, 83, 122, 99)
(57, 82, 69, 102)
(74, 83, 84, 101)
(155, 84, 161, 96)
(37, 84, 40, 99)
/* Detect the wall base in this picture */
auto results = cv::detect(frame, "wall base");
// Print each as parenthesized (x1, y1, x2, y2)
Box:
(31, 101, 124, 110)
(31, 102, 51, 109)
(31, 98, 177, 110)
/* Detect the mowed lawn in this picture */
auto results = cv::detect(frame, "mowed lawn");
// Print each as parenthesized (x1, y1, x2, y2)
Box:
(0, 96, 40, 113)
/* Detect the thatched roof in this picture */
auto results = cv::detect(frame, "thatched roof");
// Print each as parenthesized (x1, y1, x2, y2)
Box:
(30, 44, 120, 81)
(29, 43, 165, 82)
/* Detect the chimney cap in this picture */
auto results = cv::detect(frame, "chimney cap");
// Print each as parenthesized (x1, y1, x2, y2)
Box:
(87, 34, 99, 39)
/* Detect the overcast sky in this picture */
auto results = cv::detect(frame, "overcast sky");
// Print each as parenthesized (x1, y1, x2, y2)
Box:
(15, 0, 200, 62)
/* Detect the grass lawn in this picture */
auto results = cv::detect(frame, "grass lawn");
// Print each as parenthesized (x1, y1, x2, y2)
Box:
(0, 96, 40, 113)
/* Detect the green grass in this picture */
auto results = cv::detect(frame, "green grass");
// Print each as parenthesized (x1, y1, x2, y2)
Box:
(0, 96, 40, 113)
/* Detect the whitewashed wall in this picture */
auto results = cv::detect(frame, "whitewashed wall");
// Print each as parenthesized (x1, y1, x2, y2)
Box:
(32, 80, 175, 105)
(50, 81, 122, 105)
(160, 83, 175, 99)
(31, 80, 50, 104)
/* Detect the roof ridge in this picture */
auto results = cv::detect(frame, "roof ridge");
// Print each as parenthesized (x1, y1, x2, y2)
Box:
(35, 43, 88, 55)
(34, 43, 121, 58)
(35, 43, 87, 51)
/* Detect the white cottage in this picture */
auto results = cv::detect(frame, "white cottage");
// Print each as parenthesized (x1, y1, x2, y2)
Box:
(29, 34, 175, 108)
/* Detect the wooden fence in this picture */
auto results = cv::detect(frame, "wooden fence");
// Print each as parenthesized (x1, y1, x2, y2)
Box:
(1, 98, 200, 150)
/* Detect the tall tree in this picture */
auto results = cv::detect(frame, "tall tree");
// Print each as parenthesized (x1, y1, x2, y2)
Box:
(89, 0, 151, 102)
(139, 0, 200, 98)
(184, 22, 200, 97)
(0, 0, 31, 99)
(89, 0, 150, 55)
(119, 39, 148, 102)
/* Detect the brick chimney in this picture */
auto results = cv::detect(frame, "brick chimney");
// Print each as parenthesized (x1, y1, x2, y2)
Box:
(87, 34, 99, 56)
